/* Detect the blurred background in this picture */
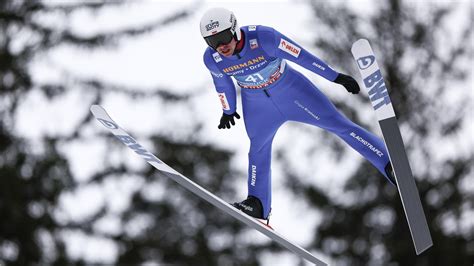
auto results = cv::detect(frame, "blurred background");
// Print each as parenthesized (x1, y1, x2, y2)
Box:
(0, 0, 472, 265)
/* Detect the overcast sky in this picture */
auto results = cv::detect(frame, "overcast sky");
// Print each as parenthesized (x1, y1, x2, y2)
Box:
(12, 0, 472, 265)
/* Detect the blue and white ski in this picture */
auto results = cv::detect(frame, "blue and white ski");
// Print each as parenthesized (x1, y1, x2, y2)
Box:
(351, 39, 433, 255)
(90, 105, 327, 266)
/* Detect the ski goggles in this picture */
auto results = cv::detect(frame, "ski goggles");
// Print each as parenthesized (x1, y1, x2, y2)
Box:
(204, 28, 234, 50)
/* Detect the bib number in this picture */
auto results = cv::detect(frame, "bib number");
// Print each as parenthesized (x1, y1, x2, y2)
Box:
(245, 73, 264, 83)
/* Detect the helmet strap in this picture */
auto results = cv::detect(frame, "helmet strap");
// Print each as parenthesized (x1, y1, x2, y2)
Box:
(233, 30, 245, 55)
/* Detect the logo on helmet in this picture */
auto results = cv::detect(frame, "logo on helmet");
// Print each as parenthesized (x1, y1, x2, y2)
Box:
(230, 14, 236, 33)
(205, 20, 219, 31)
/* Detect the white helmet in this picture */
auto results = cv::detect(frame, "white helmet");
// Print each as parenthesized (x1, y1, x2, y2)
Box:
(199, 8, 241, 49)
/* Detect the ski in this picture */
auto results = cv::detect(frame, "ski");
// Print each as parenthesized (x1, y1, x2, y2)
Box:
(351, 39, 433, 255)
(90, 105, 327, 266)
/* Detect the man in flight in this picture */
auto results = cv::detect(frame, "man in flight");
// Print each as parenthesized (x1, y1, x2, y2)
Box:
(200, 7, 395, 224)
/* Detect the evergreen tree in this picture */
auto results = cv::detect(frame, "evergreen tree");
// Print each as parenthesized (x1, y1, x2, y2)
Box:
(279, 0, 472, 265)
(1, 1, 270, 265)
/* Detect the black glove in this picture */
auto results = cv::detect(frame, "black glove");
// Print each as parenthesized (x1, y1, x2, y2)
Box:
(334, 73, 360, 94)
(218, 112, 240, 129)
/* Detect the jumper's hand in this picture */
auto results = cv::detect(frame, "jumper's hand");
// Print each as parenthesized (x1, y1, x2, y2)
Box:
(334, 73, 360, 94)
(218, 112, 241, 129)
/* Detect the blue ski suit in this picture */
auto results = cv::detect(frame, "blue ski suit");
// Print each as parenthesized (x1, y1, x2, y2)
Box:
(203, 25, 391, 218)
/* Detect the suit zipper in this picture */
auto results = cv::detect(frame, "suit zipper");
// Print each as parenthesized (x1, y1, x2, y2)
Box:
(263, 89, 270, 97)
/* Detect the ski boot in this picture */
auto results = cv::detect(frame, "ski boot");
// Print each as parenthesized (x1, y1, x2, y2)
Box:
(232, 196, 273, 229)
(385, 162, 397, 186)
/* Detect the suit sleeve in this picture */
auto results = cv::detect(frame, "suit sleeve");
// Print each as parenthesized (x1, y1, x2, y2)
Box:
(258, 26, 339, 82)
(203, 52, 237, 115)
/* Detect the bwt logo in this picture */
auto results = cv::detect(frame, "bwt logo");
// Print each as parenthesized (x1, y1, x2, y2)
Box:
(356, 55, 375, 70)
(206, 21, 219, 31)
(115, 135, 163, 165)
(97, 118, 118, 129)
(363, 69, 391, 110)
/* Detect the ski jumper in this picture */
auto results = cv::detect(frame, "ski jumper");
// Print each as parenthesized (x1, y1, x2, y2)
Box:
(203, 25, 391, 218)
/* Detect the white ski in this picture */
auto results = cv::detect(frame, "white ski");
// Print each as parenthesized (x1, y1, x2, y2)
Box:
(351, 39, 433, 255)
(90, 105, 327, 266)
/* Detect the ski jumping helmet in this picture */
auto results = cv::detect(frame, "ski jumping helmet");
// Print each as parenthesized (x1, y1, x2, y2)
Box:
(200, 8, 241, 50)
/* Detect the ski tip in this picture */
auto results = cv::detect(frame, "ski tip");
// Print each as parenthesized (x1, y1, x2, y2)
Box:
(90, 105, 116, 125)
(90, 105, 107, 118)
(90, 104, 102, 113)
(90, 105, 113, 121)
(351, 38, 370, 52)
